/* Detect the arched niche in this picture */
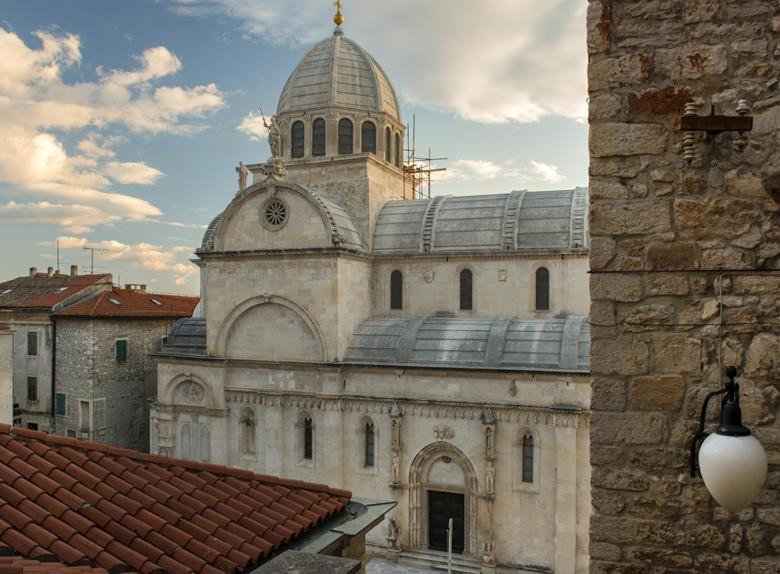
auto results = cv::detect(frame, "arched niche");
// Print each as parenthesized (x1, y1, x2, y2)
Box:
(408, 442, 479, 556)
(217, 295, 326, 362)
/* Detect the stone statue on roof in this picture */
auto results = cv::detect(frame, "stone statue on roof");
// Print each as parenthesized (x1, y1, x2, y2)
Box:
(263, 114, 282, 159)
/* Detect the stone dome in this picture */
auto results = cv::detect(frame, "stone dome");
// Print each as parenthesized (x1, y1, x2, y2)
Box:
(276, 31, 401, 121)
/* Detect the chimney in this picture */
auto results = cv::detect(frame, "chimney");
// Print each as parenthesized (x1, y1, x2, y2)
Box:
(29, 267, 37, 277)
(125, 283, 147, 292)
(47, 267, 54, 277)
(70, 265, 78, 276)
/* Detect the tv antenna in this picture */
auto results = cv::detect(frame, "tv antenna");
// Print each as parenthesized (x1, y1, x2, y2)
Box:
(82, 245, 110, 274)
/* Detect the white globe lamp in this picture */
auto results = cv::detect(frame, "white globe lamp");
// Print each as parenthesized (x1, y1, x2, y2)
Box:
(691, 367, 768, 513)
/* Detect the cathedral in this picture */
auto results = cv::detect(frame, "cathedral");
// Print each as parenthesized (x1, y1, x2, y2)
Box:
(151, 11, 590, 574)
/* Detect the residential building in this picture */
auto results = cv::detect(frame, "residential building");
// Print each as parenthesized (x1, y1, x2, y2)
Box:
(53, 286, 198, 451)
(0, 266, 112, 431)
(0, 326, 11, 425)
(152, 15, 591, 574)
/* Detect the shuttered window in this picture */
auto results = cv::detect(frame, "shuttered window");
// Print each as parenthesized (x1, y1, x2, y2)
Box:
(27, 377, 37, 401)
(55, 393, 66, 416)
(115, 339, 128, 362)
(27, 332, 37, 356)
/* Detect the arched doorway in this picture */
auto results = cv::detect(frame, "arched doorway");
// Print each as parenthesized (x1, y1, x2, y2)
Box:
(408, 442, 478, 555)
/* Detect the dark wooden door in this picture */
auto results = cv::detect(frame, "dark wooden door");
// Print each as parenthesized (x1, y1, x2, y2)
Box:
(428, 490, 464, 553)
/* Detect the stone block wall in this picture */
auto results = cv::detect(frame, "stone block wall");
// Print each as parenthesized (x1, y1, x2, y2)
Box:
(588, 1, 780, 571)
(55, 318, 172, 451)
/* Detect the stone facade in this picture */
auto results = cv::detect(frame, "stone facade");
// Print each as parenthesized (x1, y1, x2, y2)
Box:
(0, 328, 11, 424)
(7, 313, 53, 431)
(54, 318, 176, 451)
(588, 1, 780, 572)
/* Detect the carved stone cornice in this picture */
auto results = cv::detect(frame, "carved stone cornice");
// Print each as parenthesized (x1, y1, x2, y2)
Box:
(222, 389, 588, 425)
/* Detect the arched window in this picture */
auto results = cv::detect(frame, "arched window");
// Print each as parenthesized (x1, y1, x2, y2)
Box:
(361, 121, 376, 154)
(535, 267, 550, 311)
(459, 269, 473, 311)
(303, 416, 313, 460)
(522, 433, 534, 483)
(390, 270, 403, 310)
(312, 118, 326, 156)
(179, 423, 191, 459)
(394, 132, 401, 167)
(239, 408, 257, 456)
(364, 420, 375, 468)
(291, 121, 305, 158)
(338, 118, 353, 155)
(385, 127, 392, 162)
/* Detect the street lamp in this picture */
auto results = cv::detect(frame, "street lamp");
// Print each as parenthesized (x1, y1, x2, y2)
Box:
(690, 366, 768, 513)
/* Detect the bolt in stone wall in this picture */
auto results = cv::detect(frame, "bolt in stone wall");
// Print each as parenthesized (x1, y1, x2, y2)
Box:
(588, 1, 779, 572)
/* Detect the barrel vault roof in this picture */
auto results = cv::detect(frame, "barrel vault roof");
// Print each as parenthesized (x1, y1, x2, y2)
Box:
(344, 314, 590, 372)
(372, 187, 588, 255)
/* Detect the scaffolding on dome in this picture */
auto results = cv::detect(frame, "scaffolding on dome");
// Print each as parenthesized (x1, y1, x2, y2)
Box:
(402, 115, 447, 200)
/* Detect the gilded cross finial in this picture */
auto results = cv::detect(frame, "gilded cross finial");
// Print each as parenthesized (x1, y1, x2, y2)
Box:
(333, 0, 344, 26)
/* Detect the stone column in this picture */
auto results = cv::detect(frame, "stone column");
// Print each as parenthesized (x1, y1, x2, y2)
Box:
(323, 403, 344, 485)
(553, 414, 577, 573)
(264, 397, 283, 476)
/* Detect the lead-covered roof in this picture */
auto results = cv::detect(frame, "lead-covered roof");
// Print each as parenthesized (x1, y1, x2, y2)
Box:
(344, 314, 589, 372)
(373, 188, 588, 255)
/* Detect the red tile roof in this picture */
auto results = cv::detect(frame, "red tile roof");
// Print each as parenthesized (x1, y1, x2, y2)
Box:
(55, 289, 198, 319)
(0, 556, 105, 573)
(0, 275, 112, 311)
(0, 425, 351, 573)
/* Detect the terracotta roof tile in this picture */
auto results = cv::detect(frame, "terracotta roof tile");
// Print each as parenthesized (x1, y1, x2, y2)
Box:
(0, 428, 350, 573)
(54, 288, 198, 319)
(0, 274, 111, 312)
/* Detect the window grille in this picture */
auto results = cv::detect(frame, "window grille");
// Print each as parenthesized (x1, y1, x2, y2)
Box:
(385, 127, 392, 162)
(361, 121, 376, 154)
(364, 421, 375, 467)
(338, 118, 353, 155)
(522, 433, 534, 483)
(291, 121, 305, 158)
(303, 416, 313, 460)
(312, 118, 326, 156)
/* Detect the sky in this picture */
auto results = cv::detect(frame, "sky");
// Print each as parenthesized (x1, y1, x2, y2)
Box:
(0, 0, 588, 295)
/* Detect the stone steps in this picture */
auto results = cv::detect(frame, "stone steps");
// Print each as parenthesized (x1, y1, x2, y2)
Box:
(398, 549, 483, 574)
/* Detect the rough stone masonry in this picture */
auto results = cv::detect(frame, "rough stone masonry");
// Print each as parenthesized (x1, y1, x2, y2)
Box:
(588, 1, 780, 572)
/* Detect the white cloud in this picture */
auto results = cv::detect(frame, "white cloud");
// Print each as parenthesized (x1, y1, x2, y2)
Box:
(433, 158, 567, 187)
(82, 238, 197, 285)
(237, 111, 269, 141)
(104, 161, 164, 185)
(0, 201, 118, 233)
(0, 28, 225, 231)
(36, 236, 89, 249)
(103, 46, 182, 87)
(529, 160, 565, 184)
(170, 0, 587, 123)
